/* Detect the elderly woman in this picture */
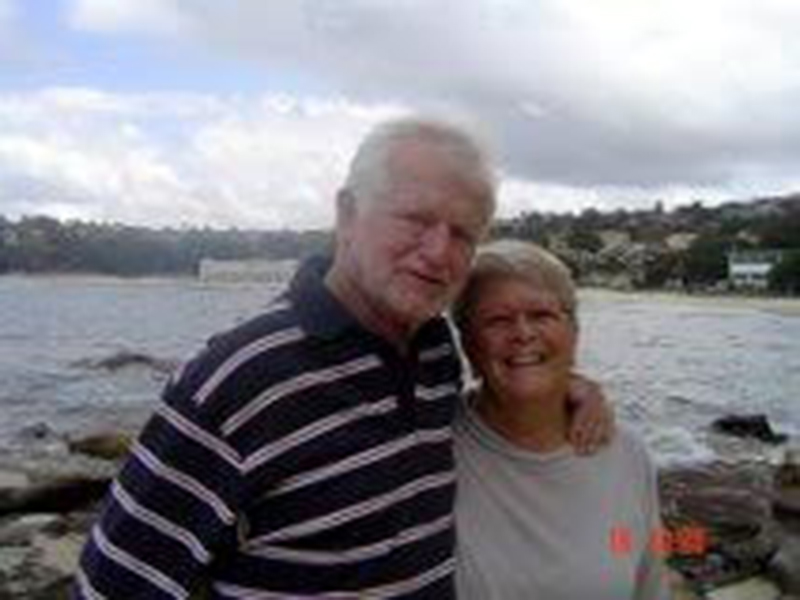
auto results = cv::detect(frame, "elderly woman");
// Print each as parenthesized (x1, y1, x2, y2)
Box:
(452, 240, 670, 600)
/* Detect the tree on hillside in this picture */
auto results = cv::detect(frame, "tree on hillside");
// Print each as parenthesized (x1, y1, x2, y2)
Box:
(681, 233, 740, 287)
(757, 209, 800, 248)
(565, 225, 603, 253)
(769, 252, 800, 295)
(641, 249, 680, 288)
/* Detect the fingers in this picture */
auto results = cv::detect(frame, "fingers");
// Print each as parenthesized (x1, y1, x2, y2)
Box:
(572, 421, 600, 455)
(565, 371, 616, 455)
(569, 399, 614, 455)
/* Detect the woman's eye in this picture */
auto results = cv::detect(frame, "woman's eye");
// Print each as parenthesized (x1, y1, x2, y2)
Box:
(530, 310, 564, 324)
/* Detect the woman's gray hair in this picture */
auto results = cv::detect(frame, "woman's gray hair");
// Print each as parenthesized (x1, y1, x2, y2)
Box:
(343, 116, 496, 211)
(452, 239, 577, 333)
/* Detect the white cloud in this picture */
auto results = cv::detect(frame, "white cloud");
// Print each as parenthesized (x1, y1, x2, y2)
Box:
(61, 0, 800, 193)
(67, 0, 192, 36)
(2, 85, 798, 230)
(1, 1, 796, 227)
(0, 88, 402, 229)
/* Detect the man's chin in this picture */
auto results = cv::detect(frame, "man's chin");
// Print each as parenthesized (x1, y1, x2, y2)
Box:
(394, 297, 446, 327)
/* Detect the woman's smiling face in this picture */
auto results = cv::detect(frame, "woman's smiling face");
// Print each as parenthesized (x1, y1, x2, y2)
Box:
(464, 276, 577, 403)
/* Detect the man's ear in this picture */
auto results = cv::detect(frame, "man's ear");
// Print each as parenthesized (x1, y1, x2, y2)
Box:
(335, 189, 357, 235)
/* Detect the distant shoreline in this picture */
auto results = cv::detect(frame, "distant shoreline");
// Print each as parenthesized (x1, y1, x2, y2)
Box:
(579, 287, 800, 316)
(3, 273, 800, 315)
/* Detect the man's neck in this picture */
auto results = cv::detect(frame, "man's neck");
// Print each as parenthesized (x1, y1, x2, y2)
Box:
(324, 265, 414, 354)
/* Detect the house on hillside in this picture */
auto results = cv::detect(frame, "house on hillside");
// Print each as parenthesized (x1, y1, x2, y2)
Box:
(597, 229, 631, 250)
(665, 232, 697, 252)
(727, 250, 783, 290)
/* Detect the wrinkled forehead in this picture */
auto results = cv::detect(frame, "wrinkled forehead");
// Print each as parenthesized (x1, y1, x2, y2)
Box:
(479, 273, 565, 305)
(384, 137, 496, 212)
(467, 272, 577, 325)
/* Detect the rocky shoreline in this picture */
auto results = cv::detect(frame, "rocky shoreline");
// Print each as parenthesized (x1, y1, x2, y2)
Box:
(2, 426, 798, 599)
(662, 457, 800, 599)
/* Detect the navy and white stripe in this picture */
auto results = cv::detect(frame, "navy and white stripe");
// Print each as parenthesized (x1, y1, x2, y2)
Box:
(73, 256, 463, 598)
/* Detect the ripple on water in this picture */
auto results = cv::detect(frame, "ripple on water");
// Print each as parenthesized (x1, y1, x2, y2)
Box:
(2, 279, 799, 465)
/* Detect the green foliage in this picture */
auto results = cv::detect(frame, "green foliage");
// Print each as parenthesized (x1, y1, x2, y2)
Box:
(491, 211, 549, 245)
(1, 194, 797, 286)
(641, 251, 679, 288)
(769, 252, 800, 294)
(0, 216, 332, 276)
(681, 234, 737, 286)
(565, 226, 603, 253)
(757, 210, 800, 248)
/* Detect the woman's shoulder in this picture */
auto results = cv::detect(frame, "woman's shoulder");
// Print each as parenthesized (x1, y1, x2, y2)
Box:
(609, 424, 658, 474)
(614, 424, 647, 450)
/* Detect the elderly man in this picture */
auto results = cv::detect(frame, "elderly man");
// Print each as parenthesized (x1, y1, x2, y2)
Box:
(73, 117, 607, 598)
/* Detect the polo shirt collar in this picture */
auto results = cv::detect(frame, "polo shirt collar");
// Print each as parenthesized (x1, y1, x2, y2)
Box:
(287, 255, 448, 349)
(287, 255, 356, 340)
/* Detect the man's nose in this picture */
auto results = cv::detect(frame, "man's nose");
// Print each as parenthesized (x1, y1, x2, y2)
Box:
(419, 222, 452, 265)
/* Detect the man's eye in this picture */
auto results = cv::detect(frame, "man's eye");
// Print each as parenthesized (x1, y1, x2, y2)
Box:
(485, 314, 513, 327)
(453, 229, 478, 250)
(398, 214, 427, 230)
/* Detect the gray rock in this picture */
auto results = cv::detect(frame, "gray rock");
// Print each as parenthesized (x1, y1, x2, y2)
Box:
(0, 533, 80, 600)
(32, 532, 85, 579)
(67, 431, 133, 461)
(14, 423, 59, 444)
(670, 568, 703, 599)
(72, 350, 176, 374)
(774, 448, 800, 524)
(769, 534, 800, 595)
(0, 469, 29, 490)
(711, 414, 788, 444)
(0, 477, 109, 517)
(0, 514, 62, 546)
(0, 509, 91, 599)
(0, 449, 111, 598)
(774, 490, 800, 523)
(0, 448, 120, 483)
(706, 577, 780, 599)
(0, 546, 29, 577)
(660, 461, 780, 588)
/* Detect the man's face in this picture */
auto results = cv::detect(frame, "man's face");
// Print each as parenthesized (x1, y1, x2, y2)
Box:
(338, 140, 492, 337)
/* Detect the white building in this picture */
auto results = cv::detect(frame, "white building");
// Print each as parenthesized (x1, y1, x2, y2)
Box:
(727, 250, 783, 289)
(198, 258, 298, 284)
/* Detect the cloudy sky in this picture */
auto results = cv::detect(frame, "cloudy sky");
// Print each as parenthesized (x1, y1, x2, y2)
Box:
(1, 0, 799, 229)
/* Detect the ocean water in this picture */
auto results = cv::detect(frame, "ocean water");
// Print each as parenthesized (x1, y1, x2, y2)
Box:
(1, 275, 798, 465)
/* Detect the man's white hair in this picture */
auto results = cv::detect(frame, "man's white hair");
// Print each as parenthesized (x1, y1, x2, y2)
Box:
(343, 116, 496, 211)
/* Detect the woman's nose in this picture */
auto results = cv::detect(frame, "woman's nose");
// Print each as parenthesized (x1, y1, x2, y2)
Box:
(511, 314, 537, 339)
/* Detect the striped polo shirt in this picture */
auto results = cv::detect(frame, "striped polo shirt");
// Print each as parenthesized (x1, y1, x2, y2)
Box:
(74, 256, 462, 599)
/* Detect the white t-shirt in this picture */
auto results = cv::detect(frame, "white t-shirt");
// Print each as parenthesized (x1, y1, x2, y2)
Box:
(454, 401, 671, 600)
